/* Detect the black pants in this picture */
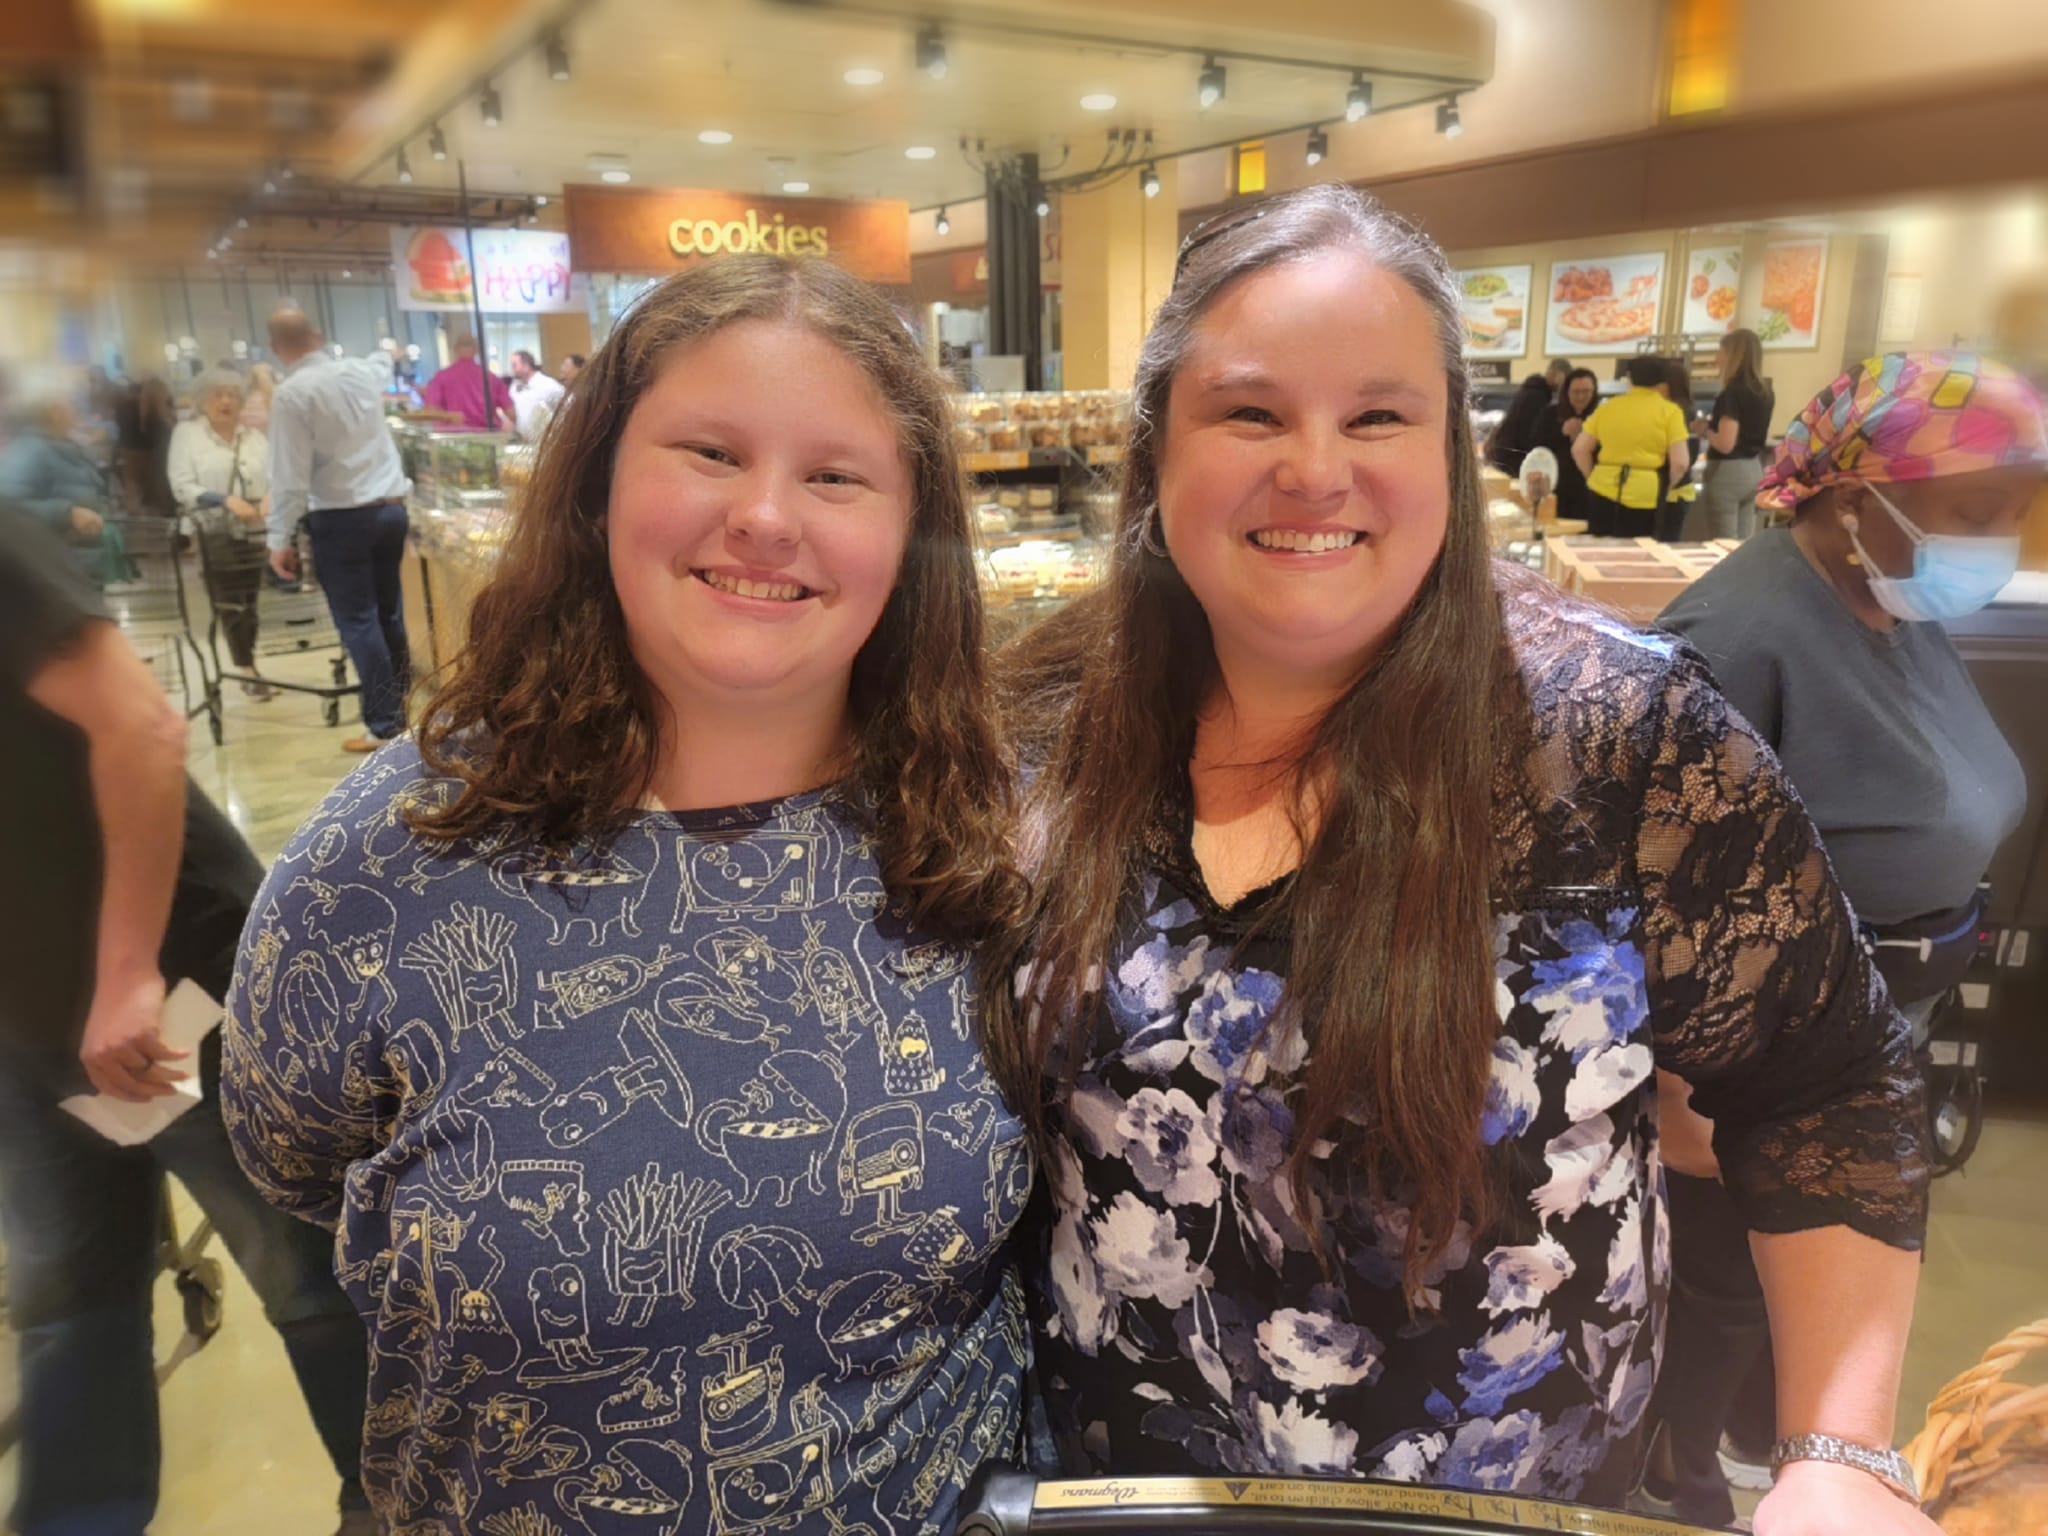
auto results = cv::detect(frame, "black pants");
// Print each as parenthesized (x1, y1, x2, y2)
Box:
(1587, 491, 1658, 540)
(205, 549, 264, 669)
(1645, 1171, 1776, 1528)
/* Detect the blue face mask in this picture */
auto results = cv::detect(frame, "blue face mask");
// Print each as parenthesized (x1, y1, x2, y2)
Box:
(1846, 482, 2022, 623)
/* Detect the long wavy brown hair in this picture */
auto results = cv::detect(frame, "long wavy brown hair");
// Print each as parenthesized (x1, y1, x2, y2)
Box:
(410, 255, 1021, 946)
(986, 185, 1512, 1295)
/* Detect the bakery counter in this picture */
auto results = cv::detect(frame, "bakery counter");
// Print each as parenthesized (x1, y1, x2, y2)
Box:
(402, 505, 506, 677)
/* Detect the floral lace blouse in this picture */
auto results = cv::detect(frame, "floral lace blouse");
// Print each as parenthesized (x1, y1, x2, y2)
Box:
(1028, 590, 1930, 1503)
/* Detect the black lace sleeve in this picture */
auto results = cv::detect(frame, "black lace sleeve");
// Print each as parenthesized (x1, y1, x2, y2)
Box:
(1635, 651, 1930, 1251)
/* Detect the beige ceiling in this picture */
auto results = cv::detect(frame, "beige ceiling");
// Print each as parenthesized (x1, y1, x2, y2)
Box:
(338, 0, 1495, 211)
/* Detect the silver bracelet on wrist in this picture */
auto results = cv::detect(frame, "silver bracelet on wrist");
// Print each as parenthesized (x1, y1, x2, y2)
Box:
(1770, 1434, 1921, 1504)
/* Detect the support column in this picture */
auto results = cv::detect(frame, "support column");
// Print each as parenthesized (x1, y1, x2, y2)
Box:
(1057, 160, 1179, 391)
(986, 153, 1043, 389)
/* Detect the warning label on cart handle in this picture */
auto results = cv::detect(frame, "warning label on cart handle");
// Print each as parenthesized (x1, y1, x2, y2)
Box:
(1031, 1476, 1721, 1535)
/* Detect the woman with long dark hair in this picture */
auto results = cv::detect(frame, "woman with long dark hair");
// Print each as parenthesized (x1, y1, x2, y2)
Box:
(1699, 328, 1776, 540)
(989, 185, 1933, 1532)
(1532, 366, 1600, 524)
(224, 256, 1031, 1535)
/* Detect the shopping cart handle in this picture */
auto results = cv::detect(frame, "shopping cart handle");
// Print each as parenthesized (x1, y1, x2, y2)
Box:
(958, 1467, 1731, 1536)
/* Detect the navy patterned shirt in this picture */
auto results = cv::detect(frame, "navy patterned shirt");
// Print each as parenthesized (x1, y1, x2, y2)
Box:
(224, 742, 1032, 1536)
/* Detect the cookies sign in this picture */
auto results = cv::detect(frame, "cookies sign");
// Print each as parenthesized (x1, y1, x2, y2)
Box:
(565, 185, 912, 284)
(1543, 252, 1667, 355)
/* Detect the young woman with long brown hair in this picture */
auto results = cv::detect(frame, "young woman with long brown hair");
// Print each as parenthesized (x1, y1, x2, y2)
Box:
(989, 185, 1935, 1533)
(223, 256, 1031, 1536)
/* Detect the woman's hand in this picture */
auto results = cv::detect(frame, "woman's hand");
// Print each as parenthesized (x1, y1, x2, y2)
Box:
(225, 494, 262, 524)
(1756, 1460, 1941, 1535)
(69, 504, 104, 540)
(1562, 417, 1584, 439)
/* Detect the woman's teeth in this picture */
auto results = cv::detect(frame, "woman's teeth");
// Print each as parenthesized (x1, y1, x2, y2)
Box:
(698, 571, 810, 602)
(1250, 529, 1362, 553)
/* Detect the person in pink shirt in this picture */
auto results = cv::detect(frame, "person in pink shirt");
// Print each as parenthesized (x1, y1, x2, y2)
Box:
(419, 335, 512, 431)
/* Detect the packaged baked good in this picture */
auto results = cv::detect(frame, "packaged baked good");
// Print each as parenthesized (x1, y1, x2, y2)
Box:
(962, 397, 1007, 424)
(1025, 486, 1058, 510)
(996, 489, 1026, 512)
(954, 423, 986, 455)
(1027, 422, 1067, 449)
(986, 423, 1023, 452)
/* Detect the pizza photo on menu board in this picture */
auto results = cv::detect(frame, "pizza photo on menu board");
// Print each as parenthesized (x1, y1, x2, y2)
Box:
(1758, 237, 1828, 349)
(1456, 264, 1534, 358)
(1543, 252, 1667, 354)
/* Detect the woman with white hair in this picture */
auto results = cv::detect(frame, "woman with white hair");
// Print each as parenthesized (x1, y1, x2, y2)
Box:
(169, 368, 274, 698)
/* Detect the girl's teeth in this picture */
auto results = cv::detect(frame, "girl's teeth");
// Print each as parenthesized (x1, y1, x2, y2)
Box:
(703, 572, 806, 601)
(1252, 530, 1359, 553)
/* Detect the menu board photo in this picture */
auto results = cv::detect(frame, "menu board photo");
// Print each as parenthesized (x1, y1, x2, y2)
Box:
(1456, 264, 1533, 358)
(1543, 252, 1666, 355)
(1759, 236, 1828, 349)
(1681, 244, 1742, 336)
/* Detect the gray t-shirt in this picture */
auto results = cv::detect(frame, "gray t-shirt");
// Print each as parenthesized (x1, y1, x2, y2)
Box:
(1660, 528, 2025, 928)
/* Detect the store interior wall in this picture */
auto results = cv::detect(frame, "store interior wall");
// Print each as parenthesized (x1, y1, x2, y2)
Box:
(1734, 0, 2048, 110)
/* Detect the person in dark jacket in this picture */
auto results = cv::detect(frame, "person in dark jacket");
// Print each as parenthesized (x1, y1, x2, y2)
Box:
(1532, 366, 1601, 522)
(1485, 373, 1554, 476)
(0, 502, 373, 1536)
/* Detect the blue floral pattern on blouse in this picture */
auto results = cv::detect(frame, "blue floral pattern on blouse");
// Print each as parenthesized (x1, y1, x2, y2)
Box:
(1026, 601, 1929, 1506)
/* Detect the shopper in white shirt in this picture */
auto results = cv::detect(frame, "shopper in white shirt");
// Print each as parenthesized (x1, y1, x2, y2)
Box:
(265, 307, 414, 752)
(506, 348, 565, 439)
(169, 370, 276, 698)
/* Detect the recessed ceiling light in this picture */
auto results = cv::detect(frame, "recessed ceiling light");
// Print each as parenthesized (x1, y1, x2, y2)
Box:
(905, 145, 937, 160)
(844, 67, 884, 86)
(1080, 93, 1117, 112)
(698, 129, 734, 145)
(601, 168, 632, 183)
(783, 180, 811, 193)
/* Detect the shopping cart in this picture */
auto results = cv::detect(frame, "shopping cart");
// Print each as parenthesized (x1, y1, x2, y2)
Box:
(189, 511, 358, 738)
(98, 515, 221, 745)
(958, 1470, 1728, 1536)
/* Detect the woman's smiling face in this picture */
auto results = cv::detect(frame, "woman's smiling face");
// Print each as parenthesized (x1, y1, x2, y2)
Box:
(1156, 247, 1453, 688)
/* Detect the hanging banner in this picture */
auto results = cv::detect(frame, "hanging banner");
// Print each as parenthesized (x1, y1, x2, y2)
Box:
(389, 226, 580, 314)
(564, 185, 912, 284)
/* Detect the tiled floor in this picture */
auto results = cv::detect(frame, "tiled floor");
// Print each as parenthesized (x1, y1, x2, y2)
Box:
(3, 649, 2044, 1535)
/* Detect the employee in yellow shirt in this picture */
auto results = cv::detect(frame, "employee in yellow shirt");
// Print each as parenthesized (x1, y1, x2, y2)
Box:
(1573, 355, 1692, 538)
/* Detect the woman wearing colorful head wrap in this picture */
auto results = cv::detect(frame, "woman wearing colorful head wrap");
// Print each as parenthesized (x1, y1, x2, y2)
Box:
(1639, 352, 2043, 1527)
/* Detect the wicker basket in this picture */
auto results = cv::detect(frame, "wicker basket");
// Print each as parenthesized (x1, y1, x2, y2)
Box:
(1903, 1319, 2048, 1534)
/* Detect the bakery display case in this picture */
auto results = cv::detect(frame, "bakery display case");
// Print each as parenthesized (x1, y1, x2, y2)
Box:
(957, 389, 1129, 639)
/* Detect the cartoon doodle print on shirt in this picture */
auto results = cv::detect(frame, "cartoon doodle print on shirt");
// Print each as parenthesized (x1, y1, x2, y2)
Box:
(535, 947, 684, 1032)
(696, 1052, 848, 1209)
(696, 1322, 786, 1457)
(839, 1103, 927, 1247)
(599, 1343, 692, 1436)
(816, 1271, 935, 1382)
(288, 876, 400, 1028)
(540, 1008, 694, 1151)
(491, 831, 655, 948)
(400, 902, 522, 1052)
(498, 1159, 593, 1260)
(711, 1226, 823, 1320)
(673, 833, 820, 922)
(520, 1263, 647, 1386)
(596, 1162, 733, 1324)
(555, 1437, 696, 1536)
(458, 1048, 558, 1112)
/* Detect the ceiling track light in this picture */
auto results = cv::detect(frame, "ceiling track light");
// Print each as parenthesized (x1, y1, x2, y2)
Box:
(1140, 164, 1160, 198)
(396, 146, 412, 184)
(916, 25, 948, 80)
(935, 205, 951, 235)
(1305, 127, 1328, 166)
(1346, 72, 1373, 122)
(1197, 56, 1226, 111)
(545, 33, 571, 82)
(1437, 96, 1462, 138)
(1034, 187, 1051, 219)
(480, 82, 502, 127)
(429, 122, 448, 160)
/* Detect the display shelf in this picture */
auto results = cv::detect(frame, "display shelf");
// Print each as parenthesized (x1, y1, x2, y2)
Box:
(961, 445, 1120, 476)
(979, 518, 1084, 548)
